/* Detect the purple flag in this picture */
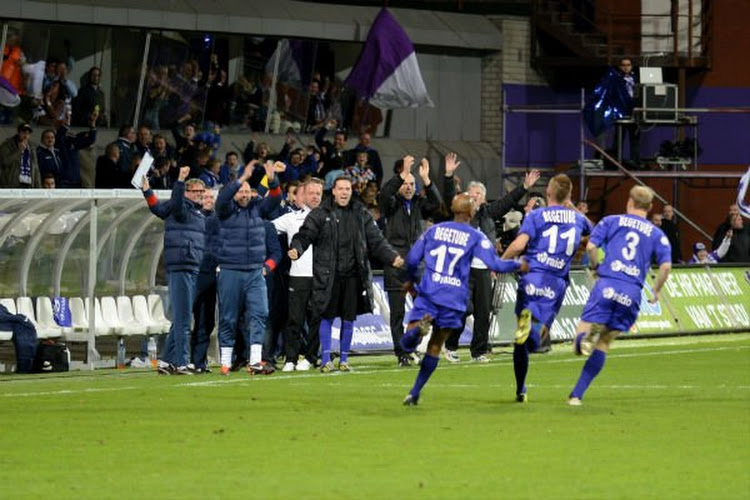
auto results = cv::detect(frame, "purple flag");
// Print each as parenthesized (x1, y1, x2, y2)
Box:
(345, 8, 433, 109)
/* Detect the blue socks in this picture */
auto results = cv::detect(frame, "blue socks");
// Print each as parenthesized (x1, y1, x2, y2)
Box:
(410, 354, 439, 398)
(513, 343, 529, 396)
(400, 325, 422, 353)
(339, 320, 354, 363)
(319, 318, 333, 365)
(570, 349, 606, 400)
(513, 320, 543, 396)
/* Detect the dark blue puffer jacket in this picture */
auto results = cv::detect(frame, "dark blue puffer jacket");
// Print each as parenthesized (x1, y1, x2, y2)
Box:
(143, 181, 206, 272)
(199, 211, 220, 275)
(215, 178, 281, 270)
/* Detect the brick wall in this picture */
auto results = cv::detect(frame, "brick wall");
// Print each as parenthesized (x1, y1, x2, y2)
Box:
(481, 15, 546, 155)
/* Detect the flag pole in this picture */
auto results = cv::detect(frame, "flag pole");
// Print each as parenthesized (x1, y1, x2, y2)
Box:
(265, 39, 282, 134)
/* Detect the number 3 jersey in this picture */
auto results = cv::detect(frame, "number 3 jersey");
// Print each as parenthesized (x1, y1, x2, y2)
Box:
(520, 206, 592, 278)
(591, 214, 671, 287)
(406, 221, 521, 310)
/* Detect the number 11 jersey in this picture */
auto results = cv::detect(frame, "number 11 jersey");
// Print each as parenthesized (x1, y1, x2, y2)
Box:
(521, 206, 592, 278)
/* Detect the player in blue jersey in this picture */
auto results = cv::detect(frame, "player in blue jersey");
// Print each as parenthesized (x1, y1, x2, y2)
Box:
(502, 174, 592, 402)
(400, 193, 527, 405)
(568, 186, 672, 405)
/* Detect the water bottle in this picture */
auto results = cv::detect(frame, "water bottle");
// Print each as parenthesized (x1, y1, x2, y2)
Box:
(116, 338, 126, 370)
(147, 336, 158, 369)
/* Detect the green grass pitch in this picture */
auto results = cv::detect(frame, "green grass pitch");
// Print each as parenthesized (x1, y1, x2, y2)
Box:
(1, 333, 748, 499)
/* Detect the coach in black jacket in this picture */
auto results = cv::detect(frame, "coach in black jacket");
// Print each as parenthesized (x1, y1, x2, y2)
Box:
(289, 175, 402, 372)
(379, 155, 441, 366)
(442, 154, 541, 361)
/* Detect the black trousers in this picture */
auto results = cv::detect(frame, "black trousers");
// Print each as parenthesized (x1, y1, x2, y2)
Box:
(445, 267, 492, 357)
(387, 290, 407, 358)
(191, 271, 216, 369)
(283, 276, 320, 363)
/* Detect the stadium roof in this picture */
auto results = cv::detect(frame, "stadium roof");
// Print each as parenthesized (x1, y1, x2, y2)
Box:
(0, 0, 503, 51)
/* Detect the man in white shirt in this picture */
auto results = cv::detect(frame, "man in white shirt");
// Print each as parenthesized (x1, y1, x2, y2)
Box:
(273, 177, 324, 371)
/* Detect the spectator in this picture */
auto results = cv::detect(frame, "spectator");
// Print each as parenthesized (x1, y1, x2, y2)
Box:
(111, 125, 136, 179)
(688, 238, 730, 264)
(56, 60, 78, 100)
(35, 80, 67, 127)
(289, 176, 402, 372)
(379, 155, 441, 366)
(220, 151, 241, 185)
(576, 200, 589, 216)
(73, 66, 107, 127)
(306, 79, 327, 132)
(135, 125, 152, 158)
(442, 157, 541, 363)
(172, 122, 198, 173)
(346, 151, 377, 194)
(55, 109, 98, 188)
(0, 123, 39, 188)
(142, 167, 206, 375)
(143, 65, 170, 130)
(199, 158, 222, 189)
(37, 129, 62, 184)
(274, 178, 324, 371)
(148, 156, 172, 190)
(651, 213, 663, 227)
(42, 172, 56, 189)
(661, 204, 682, 263)
(214, 160, 282, 375)
(95, 142, 123, 188)
(1, 30, 26, 97)
(712, 204, 750, 263)
(347, 132, 383, 185)
(315, 121, 348, 175)
(42, 57, 59, 93)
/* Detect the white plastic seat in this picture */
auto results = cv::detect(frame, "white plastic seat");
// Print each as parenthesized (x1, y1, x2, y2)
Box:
(36, 297, 72, 336)
(132, 295, 164, 334)
(101, 296, 140, 336)
(17, 296, 61, 339)
(64, 297, 101, 341)
(147, 294, 171, 333)
(85, 297, 122, 336)
(116, 296, 149, 335)
(0, 298, 17, 314)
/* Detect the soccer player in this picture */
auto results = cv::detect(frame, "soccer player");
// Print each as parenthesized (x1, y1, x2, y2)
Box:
(502, 174, 592, 402)
(568, 186, 672, 405)
(400, 193, 527, 405)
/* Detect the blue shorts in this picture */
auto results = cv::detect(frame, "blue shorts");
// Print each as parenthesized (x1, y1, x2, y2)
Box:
(408, 295, 464, 330)
(581, 279, 642, 333)
(515, 273, 568, 328)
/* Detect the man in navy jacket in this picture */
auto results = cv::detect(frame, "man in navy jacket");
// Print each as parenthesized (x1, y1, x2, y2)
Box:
(215, 160, 282, 375)
(142, 166, 206, 374)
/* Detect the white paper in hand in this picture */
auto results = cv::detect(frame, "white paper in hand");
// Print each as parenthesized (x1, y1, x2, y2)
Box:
(131, 152, 154, 189)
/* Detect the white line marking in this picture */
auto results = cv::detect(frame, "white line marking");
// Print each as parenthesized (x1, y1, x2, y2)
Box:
(2, 342, 747, 397)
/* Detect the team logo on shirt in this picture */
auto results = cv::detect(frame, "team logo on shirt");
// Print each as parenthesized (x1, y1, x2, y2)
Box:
(660, 236, 670, 246)
(432, 272, 462, 287)
(602, 287, 633, 306)
(536, 252, 566, 270)
(524, 283, 556, 299)
(610, 260, 640, 277)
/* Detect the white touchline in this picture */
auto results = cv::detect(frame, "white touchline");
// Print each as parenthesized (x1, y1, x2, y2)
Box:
(2, 342, 748, 397)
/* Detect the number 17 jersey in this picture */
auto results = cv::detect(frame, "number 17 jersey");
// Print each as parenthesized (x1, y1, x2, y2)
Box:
(406, 221, 521, 311)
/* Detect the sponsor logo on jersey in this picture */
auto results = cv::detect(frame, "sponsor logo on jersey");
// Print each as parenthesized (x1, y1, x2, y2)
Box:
(610, 259, 641, 277)
(524, 283, 556, 299)
(536, 251, 566, 270)
(432, 272, 462, 287)
(602, 286, 633, 306)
